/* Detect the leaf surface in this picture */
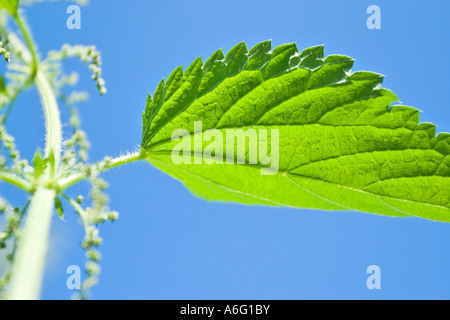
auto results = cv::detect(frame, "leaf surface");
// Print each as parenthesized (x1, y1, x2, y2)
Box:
(0, 0, 18, 16)
(141, 41, 450, 223)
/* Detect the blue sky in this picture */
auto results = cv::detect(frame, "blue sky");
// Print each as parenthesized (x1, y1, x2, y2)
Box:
(1, 0, 449, 299)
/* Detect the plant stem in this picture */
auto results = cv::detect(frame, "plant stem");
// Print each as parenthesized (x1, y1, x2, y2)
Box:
(14, 14, 38, 79)
(57, 150, 145, 191)
(6, 15, 62, 299)
(7, 187, 55, 300)
(105, 150, 144, 168)
(36, 71, 62, 164)
(4, 11, 140, 299)
(0, 171, 32, 192)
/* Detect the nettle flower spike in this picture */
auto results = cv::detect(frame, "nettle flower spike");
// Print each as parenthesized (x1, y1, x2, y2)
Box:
(48, 44, 107, 95)
(0, 41, 10, 62)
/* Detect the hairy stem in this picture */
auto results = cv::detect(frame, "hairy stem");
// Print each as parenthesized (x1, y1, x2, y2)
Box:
(6, 15, 62, 299)
(7, 188, 55, 300)
(0, 171, 32, 192)
(104, 150, 144, 168)
(36, 70, 62, 165)
(58, 150, 145, 191)
(14, 14, 38, 79)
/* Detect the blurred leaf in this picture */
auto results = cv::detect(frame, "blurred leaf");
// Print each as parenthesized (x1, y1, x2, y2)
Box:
(54, 197, 64, 220)
(32, 150, 46, 180)
(0, 0, 18, 16)
(0, 74, 6, 94)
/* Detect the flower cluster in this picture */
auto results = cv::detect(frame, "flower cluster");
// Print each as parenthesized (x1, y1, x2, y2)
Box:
(0, 40, 10, 62)
(48, 44, 107, 95)
(66, 168, 119, 299)
(0, 124, 32, 179)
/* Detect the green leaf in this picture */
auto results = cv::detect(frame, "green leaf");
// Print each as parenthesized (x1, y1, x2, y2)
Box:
(0, 74, 6, 94)
(0, 0, 18, 16)
(47, 149, 55, 179)
(54, 197, 64, 220)
(32, 150, 46, 180)
(141, 40, 450, 223)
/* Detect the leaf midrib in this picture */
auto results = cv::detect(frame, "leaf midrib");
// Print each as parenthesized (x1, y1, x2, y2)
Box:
(146, 122, 425, 155)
